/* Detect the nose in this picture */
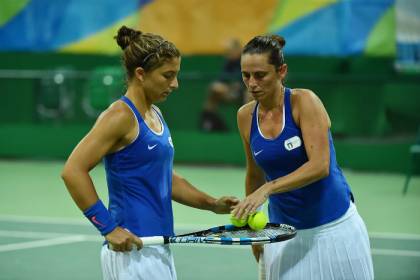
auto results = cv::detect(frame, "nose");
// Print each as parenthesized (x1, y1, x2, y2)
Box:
(170, 77, 178, 90)
(248, 76, 258, 89)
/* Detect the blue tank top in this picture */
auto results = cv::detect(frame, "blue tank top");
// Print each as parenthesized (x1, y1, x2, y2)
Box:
(104, 96, 174, 237)
(250, 88, 352, 229)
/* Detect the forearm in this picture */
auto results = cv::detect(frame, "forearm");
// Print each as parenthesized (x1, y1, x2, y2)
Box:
(264, 161, 328, 195)
(245, 172, 265, 196)
(62, 167, 120, 236)
(172, 172, 216, 212)
(61, 166, 100, 211)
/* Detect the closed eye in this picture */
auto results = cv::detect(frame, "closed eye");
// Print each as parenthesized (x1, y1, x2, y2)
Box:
(163, 72, 176, 79)
(254, 72, 267, 79)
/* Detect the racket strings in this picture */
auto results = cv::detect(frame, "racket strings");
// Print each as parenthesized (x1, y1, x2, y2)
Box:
(205, 228, 291, 239)
(173, 224, 296, 245)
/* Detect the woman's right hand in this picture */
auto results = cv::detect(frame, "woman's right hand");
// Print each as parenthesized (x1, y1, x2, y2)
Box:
(252, 244, 264, 262)
(105, 227, 143, 252)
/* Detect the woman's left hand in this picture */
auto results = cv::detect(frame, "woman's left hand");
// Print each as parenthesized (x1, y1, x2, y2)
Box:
(231, 185, 270, 219)
(212, 196, 240, 214)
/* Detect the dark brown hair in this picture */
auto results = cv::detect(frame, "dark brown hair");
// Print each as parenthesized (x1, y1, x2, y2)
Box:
(115, 26, 180, 80)
(242, 35, 286, 68)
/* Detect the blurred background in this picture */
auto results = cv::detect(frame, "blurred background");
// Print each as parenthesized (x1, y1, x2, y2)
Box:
(0, 0, 419, 171)
(0, 0, 419, 279)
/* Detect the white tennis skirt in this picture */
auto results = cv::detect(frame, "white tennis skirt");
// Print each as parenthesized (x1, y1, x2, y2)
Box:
(101, 244, 177, 280)
(260, 203, 374, 280)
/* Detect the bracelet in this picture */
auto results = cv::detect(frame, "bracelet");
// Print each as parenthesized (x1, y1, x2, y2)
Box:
(83, 200, 117, 236)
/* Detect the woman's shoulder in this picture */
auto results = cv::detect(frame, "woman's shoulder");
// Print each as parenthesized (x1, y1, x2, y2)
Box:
(237, 100, 256, 134)
(289, 88, 330, 125)
(96, 100, 136, 131)
(237, 100, 257, 119)
(290, 88, 321, 102)
(104, 99, 133, 118)
(290, 88, 323, 108)
(290, 88, 316, 98)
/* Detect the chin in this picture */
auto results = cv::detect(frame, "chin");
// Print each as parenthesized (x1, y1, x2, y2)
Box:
(156, 96, 168, 103)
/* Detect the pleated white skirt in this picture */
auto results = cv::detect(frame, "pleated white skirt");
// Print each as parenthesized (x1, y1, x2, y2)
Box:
(101, 244, 177, 280)
(260, 203, 374, 280)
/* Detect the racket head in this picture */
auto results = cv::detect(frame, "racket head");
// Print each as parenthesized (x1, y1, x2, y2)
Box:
(177, 223, 296, 245)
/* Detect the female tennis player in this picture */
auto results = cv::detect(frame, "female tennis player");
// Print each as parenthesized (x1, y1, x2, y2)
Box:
(61, 26, 238, 280)
(231, 35, 374, 279)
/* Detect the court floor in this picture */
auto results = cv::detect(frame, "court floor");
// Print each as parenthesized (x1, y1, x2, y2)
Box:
(0, 160, 419, 279)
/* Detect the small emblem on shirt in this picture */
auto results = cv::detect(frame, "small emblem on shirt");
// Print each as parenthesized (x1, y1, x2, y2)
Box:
(284, 136, 302, 151)
(253, 149, 263, 156)
(168, 137, 174, 148)
(148, 144, 158, 150)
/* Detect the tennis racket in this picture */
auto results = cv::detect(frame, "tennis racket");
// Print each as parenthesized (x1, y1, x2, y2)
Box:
(136, 223, 296, 246)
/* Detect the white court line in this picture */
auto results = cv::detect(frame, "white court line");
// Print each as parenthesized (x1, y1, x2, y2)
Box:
(0, 235, 88, 252)
(0, 215, 212, 233)
(0, 230, 68, 239)
(369, 232, 420, 241)
(0, 215, 203, 230)
(0, 230, 102, 241)
(2, 214, 420, 241)
(0, 229, 419, 256)
(372, 248, 420, 258)
(1, 214, 420, 241)
(0, 215, 88, 225)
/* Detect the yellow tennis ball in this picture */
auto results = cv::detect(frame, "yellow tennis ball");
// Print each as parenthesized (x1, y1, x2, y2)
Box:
(248, 211, 268, 231)
(230, 214, 248, 227)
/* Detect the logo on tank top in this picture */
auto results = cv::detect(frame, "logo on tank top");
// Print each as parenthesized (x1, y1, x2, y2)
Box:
(168, 136, 174, 148)
(148, 144, 158, 150)
(284, 136, 302, 151)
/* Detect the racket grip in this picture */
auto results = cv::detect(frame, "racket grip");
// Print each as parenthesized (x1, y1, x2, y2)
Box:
(259, 253, 266, 280)
(108, 236, 165, 251)
(141, 236, 166, 246)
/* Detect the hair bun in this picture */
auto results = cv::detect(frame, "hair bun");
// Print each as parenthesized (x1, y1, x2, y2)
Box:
(115, 26, 142, 50)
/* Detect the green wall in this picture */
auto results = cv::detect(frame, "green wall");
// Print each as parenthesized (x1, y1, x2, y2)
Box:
(0, 124, 413, 173)
(0, 52, 418, 173)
